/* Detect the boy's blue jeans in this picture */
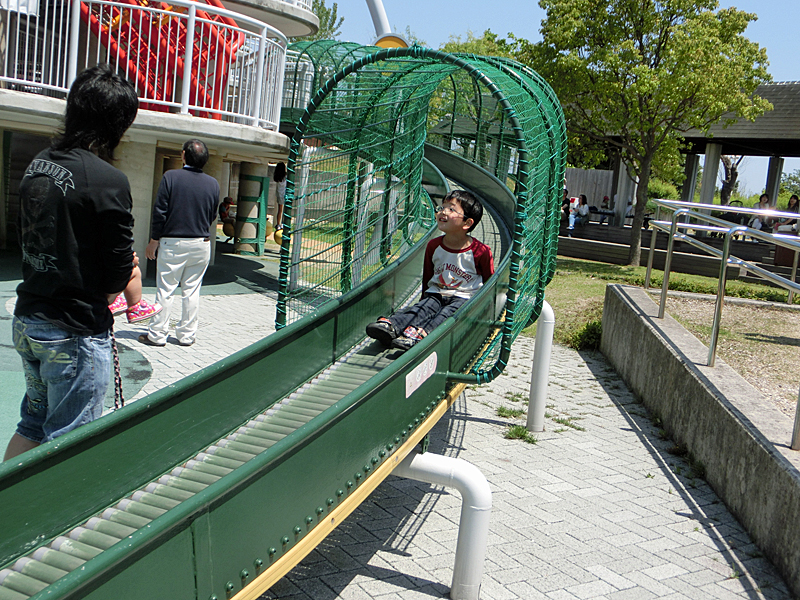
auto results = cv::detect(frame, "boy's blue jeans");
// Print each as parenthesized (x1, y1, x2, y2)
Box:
(12, 315, 112, 444)
(388, 293, 466, 336)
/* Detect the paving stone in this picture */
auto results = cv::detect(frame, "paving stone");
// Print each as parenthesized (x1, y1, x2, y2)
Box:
(103, 279, 794, 600)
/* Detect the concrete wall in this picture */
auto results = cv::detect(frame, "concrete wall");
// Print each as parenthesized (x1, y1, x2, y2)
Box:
(601, 284, 800, 597)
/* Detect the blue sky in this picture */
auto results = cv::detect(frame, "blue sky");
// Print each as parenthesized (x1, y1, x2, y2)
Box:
(337, 1, 799, 196)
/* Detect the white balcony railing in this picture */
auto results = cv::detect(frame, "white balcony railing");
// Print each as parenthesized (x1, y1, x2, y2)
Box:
(0, 0, 287, 130)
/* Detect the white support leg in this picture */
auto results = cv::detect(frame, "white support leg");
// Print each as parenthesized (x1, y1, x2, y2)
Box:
(394, 450, 492, 600)
(527, 300, 555, 433)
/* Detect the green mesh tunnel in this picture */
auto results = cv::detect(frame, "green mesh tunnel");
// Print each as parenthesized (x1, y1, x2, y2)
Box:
(277, 43, 567, 378)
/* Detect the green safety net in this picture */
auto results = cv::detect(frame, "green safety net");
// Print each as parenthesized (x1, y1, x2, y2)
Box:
(277, 43, 566, 374)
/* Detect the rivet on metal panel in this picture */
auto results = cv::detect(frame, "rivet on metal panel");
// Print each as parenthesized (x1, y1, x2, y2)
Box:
(305, 516, 313, 525)
(254, 559, 263, 573)
(269, 547, 277, 557)
(225, 581, 235, 597)
(346, 480, 354, 488)
(387, 443, 394, 451)
(327, 498, 334, 506)
(371, 457, 378, 465)
(354, 473, 361, 481)
(240, 569, 249, 583)
(414, 418, 419, 425)
(316, 506, 324, 515)
(363, 464, 371, 473)
(281, 536, 289, 545)
(379, 450, 386, 457)
(419, 412, 425, 419)
(209, 595, 219, 600)
(293, 526, 302, 535)
(336, 489, 344, 497)
(400, 430, 407, 437)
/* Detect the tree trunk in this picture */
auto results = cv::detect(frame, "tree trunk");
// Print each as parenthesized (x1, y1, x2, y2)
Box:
(719, 155, 742, 205)
(627, 157, 653, 266)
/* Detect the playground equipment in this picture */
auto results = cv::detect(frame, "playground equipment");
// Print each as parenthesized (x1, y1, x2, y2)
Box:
(0, 43, 566, 600)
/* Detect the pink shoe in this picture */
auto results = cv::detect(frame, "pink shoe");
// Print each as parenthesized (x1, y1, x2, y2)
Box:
(109, 294, 127, 316)
(126, 300, 163, 323)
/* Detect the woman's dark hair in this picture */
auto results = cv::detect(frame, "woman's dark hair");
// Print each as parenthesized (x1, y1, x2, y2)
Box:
(273, 162, 287, 183)
(53, 64, 138, 157)
(443, 189, 483, 232)
(183, 139, 209, 169)
(579, 194, 588, 205)
(789, 195, 799, 209)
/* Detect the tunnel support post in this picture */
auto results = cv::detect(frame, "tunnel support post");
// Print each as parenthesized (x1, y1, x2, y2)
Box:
(394, 450, 491, 600)
(527, 300, 555, 433)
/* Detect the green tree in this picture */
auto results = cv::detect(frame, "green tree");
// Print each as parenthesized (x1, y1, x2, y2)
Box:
(517, 0, 771, 265)
(291, 0, 344, 42)
(781, 169, 800, 198)
(441, 30, 514, 57)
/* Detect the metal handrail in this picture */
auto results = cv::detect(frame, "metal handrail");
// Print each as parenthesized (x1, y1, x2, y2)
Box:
(645, 199, 800, 450)
(2, 0, 288, 129)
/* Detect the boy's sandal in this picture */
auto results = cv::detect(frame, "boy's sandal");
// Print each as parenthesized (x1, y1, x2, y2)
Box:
(366, 317, 397, 347)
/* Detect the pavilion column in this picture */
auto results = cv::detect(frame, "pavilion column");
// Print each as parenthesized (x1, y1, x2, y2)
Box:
(766, 157, 784, 205)
(699, 144, 721, 206)
(681, 154, 700, 203)
(614, 161, 637, 226)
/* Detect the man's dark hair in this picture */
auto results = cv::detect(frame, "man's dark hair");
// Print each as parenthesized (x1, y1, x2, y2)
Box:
(183, 139, 209, 169)
(443, 189, 483, 232)
(53, 64, 138, 156)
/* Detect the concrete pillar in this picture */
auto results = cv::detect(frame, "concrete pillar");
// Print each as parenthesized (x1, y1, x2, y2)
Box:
(699, 143, 721, 206)
(113, 140, 158, 266)
(0, 129, 6, 251)
(614, 162, 637, 226)
(681, 154, 700, 203)
(766, 157, 784, 206)
(204, 153, 224, 266)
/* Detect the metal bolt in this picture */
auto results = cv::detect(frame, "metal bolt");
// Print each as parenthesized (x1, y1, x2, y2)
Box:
(293, 526, 301, 535)
(316, 506, 324, 515)
(240, 569, 249, 582)
(354, 473, 361, 481)
(336, 489, 344, 497)
(395, 436, 401, 443)
(379, 450, 386, 457)
(225, 582, 234, 592)
(363, 464, 371, 473)
(269, 547, 277, 556)
(254, 558, 263, 572)
(401, 430, 407, 437)
(209, 596, 218, 600)
(305, 516, 313, 525)
(281, 536, 289, 545)
(346, 480, 353, 488)
(327, 498, 334, 506)
(371, 457, 378, 465)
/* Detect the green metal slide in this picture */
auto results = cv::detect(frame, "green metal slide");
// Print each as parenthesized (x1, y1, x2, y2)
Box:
(0, 45, 566, 600)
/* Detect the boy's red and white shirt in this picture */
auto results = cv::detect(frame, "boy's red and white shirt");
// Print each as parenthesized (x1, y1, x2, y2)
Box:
(422, 236, 494, 299)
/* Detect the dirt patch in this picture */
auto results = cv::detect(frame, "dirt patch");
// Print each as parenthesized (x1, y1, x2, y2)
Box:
(660, 295, 800, 418)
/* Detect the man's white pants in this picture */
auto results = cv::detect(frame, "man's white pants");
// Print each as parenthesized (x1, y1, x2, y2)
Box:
(147, 238, 211, 345)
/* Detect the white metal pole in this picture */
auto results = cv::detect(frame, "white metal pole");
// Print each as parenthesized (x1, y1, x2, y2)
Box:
(394, 451, 491, 600)
(527, 300, 555, 433)
(67, 0, 81, 87)
(364, 0, 392, 38)
(250, 27, 267, 127)
(180, 4, 197, 115)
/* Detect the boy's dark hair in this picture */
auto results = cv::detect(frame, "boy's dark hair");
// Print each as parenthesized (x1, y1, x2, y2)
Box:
(444, 189, 483, 232)
(53, 64, 138, 157)
(183, 139, 209, 169)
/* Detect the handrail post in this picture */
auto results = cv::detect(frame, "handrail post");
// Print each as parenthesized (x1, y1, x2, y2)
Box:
(645, 220, 658, 289)
(67, 0, 82, 87)
(250, 26, 267, 127)
(180, 4, 197, 115)
(792, 387, 800, 451)
(658, 209, 686, 318)
(708, 229, 736, 366)
(790, 249, 799, 304)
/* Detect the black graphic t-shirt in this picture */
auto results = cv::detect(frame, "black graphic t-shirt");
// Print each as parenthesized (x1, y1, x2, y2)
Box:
(15, 148, 135, 335)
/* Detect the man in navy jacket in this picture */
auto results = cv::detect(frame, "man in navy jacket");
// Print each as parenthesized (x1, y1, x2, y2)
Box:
(140, 139, 219, 347)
